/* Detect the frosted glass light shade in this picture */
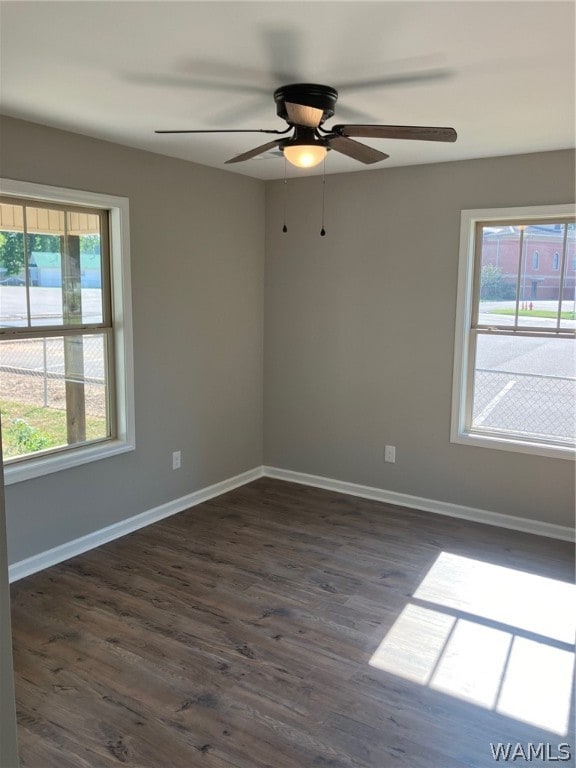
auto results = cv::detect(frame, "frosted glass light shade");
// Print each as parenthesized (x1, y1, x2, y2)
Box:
(283, 144, 327, 168)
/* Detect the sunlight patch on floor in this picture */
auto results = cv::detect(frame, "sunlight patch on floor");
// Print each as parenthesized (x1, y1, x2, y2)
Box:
(497, 636, 575, 734)
(413, 552, 575, 644)
(370, 603, 455, 686)
(430, 619, 511, 709)
(369, 552, 575, 735)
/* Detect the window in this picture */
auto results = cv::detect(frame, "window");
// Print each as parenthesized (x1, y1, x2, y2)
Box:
(532, 251, 539, 270)
(553, 252, 560, 271)
(0, 179, 134, 483)
(452, 204, 575, 459)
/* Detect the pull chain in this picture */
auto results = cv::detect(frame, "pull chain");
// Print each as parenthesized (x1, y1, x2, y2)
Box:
(320, 157, 326, 236)
(282, 157, 288, 233)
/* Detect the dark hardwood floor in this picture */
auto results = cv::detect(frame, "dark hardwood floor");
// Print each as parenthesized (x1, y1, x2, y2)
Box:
(10, 478, 575, 767)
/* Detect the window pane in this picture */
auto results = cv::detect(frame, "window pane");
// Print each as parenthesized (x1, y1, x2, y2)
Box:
(0, 333, 110, 460)
(29, 230, 64, 326)
(0, 226, 27, 328)
(67, 210, 104, 326)
(478, 225, 520, 327)
(478, 223, 575, 330)
(517, 224, 564, 328)
(472, 333, 576, 444)
(560, 223, 576, 329)
(0, 203, 105, 328)
(28, 207, 104, 327)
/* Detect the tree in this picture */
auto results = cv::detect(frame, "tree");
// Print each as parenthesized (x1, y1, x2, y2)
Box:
(0, 232, 25, 276)
(480, 264, 515, 300)
(80, 234, 100, 255)
(0, 232, 74, 277)
(0, 231, 99, 278)
(30, 233, 60, 254)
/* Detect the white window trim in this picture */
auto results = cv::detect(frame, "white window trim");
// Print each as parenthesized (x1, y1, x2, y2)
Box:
(0, 178, 135, 484)
(451, 203, 576, 461)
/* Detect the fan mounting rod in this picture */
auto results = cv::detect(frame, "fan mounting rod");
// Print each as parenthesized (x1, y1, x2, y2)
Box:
(274, 84, 338, 126)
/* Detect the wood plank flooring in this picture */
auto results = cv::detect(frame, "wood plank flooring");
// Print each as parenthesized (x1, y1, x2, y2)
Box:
(10, 478, 575, 767)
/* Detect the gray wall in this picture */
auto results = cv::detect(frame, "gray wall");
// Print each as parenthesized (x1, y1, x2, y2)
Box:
(1, 116, 265, 564)
(264, 150, 575, 528)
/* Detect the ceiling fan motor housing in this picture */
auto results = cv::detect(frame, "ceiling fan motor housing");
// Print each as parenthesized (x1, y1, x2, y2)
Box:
(274, 84, 338, 125)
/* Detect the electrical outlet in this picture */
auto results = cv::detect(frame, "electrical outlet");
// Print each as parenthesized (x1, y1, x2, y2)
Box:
(384, 445, 396, 463)
(172, 450, 181, 470)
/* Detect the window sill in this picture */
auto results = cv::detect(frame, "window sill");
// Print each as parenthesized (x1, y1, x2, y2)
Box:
(3, 438, 135, 485)
(451, 430, 576, 460)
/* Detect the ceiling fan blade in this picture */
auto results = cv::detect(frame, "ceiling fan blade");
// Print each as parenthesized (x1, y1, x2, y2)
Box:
(124, 72, 269, 95)
(329, 103, 376, 124)
(334, 124, 457, 142)
(261, 25, 304, 83)
(155, 128, 289, 135)
(338, 68, 453, 92)
(207, 95, 271, 126)
(285, 102, 324, 128)
(176, 58, 272, 86)
(327, 136, 389, 164)
(225, 139, 284, 164)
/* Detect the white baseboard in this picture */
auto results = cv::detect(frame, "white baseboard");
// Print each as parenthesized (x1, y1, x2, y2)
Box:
(263, 466, 575, 543)
(8, 467, 263, 583)
(9, 463, 573, 582)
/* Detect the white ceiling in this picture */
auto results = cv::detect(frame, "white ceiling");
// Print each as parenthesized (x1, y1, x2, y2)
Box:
(0, 1, 574, 180)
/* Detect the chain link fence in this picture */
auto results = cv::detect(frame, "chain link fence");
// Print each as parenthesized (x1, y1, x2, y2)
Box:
(0, 336, 107, 417)
(473, 369, 575, 440)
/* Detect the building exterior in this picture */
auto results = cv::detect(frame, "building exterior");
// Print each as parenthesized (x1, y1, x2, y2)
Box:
(481, 224, 576, 301)
(0, 251, 102, 288)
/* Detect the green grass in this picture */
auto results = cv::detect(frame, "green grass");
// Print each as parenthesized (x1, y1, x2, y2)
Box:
(490, 309, 576, 319)
(1, 400, 107, 458)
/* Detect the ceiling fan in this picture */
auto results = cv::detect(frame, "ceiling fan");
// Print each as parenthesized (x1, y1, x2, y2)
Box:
(156, 83, 457, 169)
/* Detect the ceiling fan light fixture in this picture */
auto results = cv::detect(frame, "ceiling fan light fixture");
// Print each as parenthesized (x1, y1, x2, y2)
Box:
(157, 83, 457, 170)
(283, 143, 327, 168)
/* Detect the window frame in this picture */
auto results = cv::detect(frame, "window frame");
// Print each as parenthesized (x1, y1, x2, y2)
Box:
(451, 203, 575, 460)
(0, 179, 135, 484)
